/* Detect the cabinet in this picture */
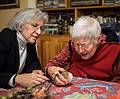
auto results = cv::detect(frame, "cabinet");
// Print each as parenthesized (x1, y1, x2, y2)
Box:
(37, 0, 120, 35)
(36, 35, 71, 66)
(37, 0, 120, 20)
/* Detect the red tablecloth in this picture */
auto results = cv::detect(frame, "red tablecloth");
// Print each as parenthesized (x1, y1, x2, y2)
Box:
(0, 77, 120, 99)
(49, 77, 120, 99)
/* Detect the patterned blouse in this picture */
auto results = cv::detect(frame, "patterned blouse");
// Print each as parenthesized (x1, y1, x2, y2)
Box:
(45, 34, 106, 68)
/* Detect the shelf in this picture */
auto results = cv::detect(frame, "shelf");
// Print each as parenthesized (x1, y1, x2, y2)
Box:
(39, 34, 70, 37)
(75, 4, 120, 9)
(41, 4, 120, 11)
(42, 7, 75, 11)
(37, 0, 120, 35)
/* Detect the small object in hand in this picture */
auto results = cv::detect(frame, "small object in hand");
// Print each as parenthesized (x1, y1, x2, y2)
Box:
(61, 71, 73, 83)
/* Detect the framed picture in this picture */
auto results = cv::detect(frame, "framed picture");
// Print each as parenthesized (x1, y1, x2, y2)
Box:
(0, 0, 19, 9)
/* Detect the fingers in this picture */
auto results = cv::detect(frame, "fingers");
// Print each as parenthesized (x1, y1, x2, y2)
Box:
(58, 73, 68, 83)
(47, 66, 65, 77)
(32, 78, 46, 86)
(55, 73, 68, 85)
(54, 73, 68, 86)
(15, 72, 49, 88)
(33, 70, 44, 75)
(58, 68, 66, 72)
(55, 76, 65, 86)
(32, 72, 49, 85)
(47, 66, 69, 86)
(34, 74, 49, 81)
(33, 70, 49, 80)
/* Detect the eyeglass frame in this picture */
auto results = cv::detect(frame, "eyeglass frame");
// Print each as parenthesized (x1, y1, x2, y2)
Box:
(26, 22, 45, 31)
(73, 39, 96, 51)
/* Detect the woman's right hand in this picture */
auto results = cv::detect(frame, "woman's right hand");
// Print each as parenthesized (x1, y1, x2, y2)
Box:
(47, 66, 69, 86)
(15, 70, 49, 88)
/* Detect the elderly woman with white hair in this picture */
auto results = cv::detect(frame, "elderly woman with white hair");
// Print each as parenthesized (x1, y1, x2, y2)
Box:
(0, 8, 49, 88)
(45, 16, 120, 86)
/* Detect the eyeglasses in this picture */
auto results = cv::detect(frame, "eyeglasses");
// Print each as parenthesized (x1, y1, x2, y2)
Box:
(40, 25, 45, 31)
(73, 41, 92, 50)
(28, 23, 45, 31)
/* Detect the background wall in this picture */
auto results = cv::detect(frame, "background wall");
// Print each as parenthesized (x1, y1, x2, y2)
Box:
(0, 0, 36, 30)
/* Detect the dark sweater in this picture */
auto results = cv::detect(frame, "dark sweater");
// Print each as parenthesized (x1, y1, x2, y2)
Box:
(0, 28, 41, 88)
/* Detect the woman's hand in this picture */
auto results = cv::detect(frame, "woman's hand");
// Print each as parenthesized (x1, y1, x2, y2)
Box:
(15, 70, 49, 88)
(47, 66, 69, 86)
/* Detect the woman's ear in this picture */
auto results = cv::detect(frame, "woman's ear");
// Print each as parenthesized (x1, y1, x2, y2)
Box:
(97, 33, 106, 44)
(97, 36, 101, 44)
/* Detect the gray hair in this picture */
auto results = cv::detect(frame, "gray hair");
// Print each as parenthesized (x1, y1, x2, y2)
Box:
(7, 8, 48, 31)
(71, 16, 101, 40)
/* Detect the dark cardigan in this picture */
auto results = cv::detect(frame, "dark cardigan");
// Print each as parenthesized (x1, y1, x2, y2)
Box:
(0, 28, 41, 88)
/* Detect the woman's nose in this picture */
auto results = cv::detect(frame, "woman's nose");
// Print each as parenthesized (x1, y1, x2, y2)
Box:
(36, 28, 41, 35)
(79, 47, 86, 53)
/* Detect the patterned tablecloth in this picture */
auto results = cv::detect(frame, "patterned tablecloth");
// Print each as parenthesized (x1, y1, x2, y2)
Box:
(0, 77, 120, 99)
(49, 77, 120, 99)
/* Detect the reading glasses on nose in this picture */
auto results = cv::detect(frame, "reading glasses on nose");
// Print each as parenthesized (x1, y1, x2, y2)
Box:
(76, 44, 89, 49)
(74, 42, 92, 50)
(28, 23, 45, 31)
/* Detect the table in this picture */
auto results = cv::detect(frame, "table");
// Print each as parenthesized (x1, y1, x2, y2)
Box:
(49, 77, 120, 99)
(0, 77, 120, 99)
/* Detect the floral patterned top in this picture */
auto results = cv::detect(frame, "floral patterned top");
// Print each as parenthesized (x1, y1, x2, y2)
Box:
(45, 34, 106, 68)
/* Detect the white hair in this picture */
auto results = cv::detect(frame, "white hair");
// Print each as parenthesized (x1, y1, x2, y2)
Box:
(7, 8, 48, 31)
(71, 16, 101, 40)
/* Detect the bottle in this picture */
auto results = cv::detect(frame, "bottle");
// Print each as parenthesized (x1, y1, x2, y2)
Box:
(68, 16, 74, 34)
(64, 19, 68, 35)
(57, 14, 64, 35)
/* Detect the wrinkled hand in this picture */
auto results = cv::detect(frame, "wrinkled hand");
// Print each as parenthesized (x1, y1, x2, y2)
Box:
(47, 66, 68, 86)
(15, 70, 49, 88)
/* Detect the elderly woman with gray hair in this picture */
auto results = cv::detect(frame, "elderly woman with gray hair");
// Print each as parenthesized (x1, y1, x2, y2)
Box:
(45, 16, 120, 86)
(0, 8, 49, 88)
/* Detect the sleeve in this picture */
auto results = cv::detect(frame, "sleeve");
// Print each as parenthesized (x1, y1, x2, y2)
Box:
(44, 42, 71, 69)
(111, 52, 120, 83)
(8, 74, 17, 87)
(0, 29, 15, 88)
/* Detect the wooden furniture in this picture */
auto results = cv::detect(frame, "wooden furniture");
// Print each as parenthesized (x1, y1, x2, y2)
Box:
(36, 35, 71, 67)
(37, 0, 120, 21)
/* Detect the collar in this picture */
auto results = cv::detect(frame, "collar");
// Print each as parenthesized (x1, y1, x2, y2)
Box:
(17, 31, 27, 49)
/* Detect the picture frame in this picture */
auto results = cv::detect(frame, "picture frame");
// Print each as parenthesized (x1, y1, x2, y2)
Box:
(0, 0, 19, 9)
